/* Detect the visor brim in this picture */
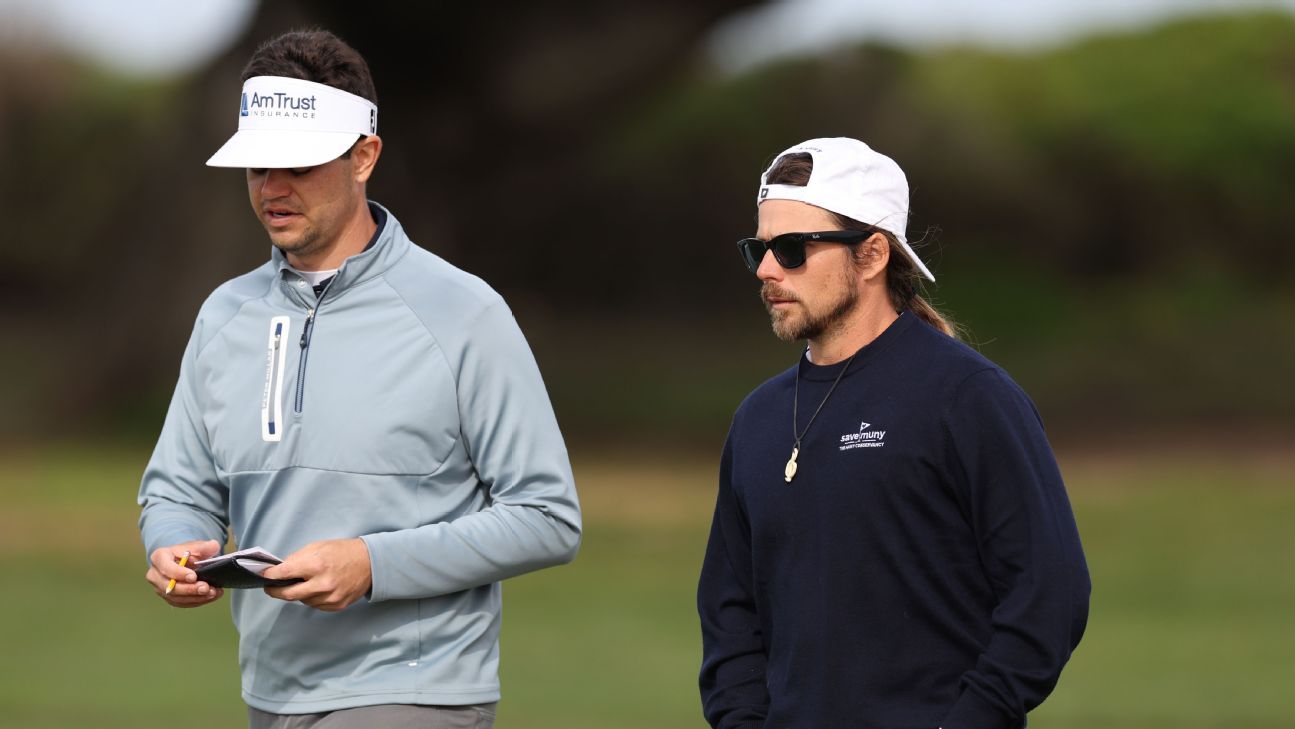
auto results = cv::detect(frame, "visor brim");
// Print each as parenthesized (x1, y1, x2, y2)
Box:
(206, 129, 361, 169)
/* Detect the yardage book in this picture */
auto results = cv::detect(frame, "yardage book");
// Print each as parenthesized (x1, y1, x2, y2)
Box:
(193, 547, 304, 589)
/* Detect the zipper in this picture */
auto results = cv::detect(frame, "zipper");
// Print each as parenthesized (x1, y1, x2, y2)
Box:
(295, 308, 314, 414)
(293, 276, 337, 414)
(261, 316, 291, 441)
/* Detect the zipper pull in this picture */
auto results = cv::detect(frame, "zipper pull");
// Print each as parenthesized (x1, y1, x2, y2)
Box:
(300, 309, 315, 348)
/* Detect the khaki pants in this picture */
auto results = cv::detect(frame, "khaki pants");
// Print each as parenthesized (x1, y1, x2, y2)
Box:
(248, 703, 497, 729)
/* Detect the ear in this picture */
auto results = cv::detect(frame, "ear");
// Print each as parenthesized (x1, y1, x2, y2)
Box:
(351, 135, 383, 183)
(853, 232, 890, 281)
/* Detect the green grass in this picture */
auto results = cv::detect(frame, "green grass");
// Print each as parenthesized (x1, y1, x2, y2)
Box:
(1030, 456, 1295, 729)
(0, 443, 1291, 728)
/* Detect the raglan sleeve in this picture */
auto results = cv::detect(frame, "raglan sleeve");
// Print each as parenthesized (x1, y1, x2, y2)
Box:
(361, 299, 581, 601)
(137, 320, 230, 557)
(698, 429, 769, 729)
(939, 368, 1091, 729)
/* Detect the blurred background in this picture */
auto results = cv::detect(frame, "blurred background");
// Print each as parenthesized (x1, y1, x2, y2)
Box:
(1, 0, 1292, 727)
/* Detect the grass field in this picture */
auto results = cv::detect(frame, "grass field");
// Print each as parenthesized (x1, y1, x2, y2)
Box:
(0, 442, 1292, 728)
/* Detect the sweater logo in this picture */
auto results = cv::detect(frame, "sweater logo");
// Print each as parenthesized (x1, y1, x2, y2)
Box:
(839, 421, 886, 450)
(260, 316, 291, 443)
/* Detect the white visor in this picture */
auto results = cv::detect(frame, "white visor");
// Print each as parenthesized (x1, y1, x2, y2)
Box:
(206, 76, 377, 168)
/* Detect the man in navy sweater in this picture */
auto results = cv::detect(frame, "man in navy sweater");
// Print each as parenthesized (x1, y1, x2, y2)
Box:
(698, 137, 1090, 729)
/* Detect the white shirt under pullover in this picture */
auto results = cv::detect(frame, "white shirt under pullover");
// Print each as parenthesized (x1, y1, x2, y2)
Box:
(138, 202, 582, 713)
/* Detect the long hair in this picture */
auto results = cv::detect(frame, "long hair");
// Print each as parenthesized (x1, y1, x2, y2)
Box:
(764, 153, 961, 339)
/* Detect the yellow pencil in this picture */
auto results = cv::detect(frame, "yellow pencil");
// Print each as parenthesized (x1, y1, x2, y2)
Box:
(165, 551, 191, 595)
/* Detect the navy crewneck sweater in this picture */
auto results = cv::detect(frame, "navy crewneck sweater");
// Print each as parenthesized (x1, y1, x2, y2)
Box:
(698, 313, 1090, 729)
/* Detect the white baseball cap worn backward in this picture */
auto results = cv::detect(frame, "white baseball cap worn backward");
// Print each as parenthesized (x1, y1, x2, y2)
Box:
(758, 137, 934, 282)
(207, 76, 378, 169)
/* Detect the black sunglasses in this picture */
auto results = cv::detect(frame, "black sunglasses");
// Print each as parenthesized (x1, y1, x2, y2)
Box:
(736, 230, 874, 273)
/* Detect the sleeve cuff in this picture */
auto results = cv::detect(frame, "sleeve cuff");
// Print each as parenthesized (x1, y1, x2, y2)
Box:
(358, 533, 389, 602)
(940, 686, 1013, 729)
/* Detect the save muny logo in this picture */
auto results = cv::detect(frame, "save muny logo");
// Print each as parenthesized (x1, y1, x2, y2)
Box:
(839, 421, 886, 450)
(244, 91, 318, 119)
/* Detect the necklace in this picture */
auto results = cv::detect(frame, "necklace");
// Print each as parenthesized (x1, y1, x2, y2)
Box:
(785, 350, 858, 483)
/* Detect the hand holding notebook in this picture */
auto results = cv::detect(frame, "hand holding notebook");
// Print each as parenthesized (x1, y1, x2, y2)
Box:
(193, 547, 305, 589)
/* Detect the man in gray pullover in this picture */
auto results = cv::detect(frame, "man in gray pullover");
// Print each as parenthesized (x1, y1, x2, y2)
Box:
(138, 29, 581, 729)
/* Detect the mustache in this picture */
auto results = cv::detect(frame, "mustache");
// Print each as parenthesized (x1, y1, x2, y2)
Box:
(760, 283, 799, 304)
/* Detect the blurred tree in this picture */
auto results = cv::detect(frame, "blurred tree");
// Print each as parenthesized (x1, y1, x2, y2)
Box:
(0, 0, 763, 436)
(2, 6, 1292, 440)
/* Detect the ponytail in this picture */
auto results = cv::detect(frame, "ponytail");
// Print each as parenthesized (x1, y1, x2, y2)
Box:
(876, 229, 961, 340)
(905, 294, 959, 339)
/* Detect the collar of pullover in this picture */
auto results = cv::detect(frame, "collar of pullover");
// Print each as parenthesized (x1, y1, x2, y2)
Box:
(272, 201, 406, 296)
(797, 310, 916, 382)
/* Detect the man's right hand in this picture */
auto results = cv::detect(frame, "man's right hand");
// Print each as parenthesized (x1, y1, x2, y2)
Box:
(146, 540, 224, 608)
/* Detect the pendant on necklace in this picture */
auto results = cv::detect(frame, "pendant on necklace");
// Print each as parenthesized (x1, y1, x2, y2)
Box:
(784, 446, 799, 483)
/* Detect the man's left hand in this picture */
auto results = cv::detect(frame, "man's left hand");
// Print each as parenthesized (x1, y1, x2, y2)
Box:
(261, 538, 372, 612)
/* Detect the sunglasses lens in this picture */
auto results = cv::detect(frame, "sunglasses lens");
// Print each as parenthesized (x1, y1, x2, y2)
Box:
(738, 239, 765, 272)
(738, 234, 812, 271)
(769, 235, 806, 268)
